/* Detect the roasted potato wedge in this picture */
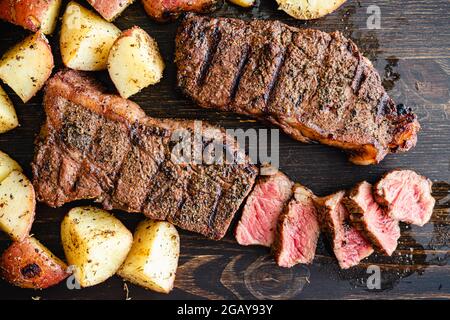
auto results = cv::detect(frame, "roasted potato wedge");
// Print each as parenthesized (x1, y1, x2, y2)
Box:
(107, 26, 165, 98)
(0, 237, 69, 289)
(0, 150, 22, 182)
(0, 85, 18, 134)
(276, 0, 347, 20)
(228, 0, 255, 8)
(0, 0, 62, 34)
(87, 0, 134, 22)
(117, 219, 180, 294)
(0, 171, 35, 241)
(0, 32, 54, 103)
(61, 206, 133, 287)
(60, 1, 121, 71)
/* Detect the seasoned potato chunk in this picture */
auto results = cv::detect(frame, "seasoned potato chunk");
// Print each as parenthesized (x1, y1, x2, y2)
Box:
(118, 219, 180, 293)
(276, 0, 347, 20)
(108, 26, 165, 98)
(60, 1, 121, 71)
(0, 171, 35, 241)
(61, 206, 133, 287)
(0, 237, 69, 289)
(0, 32, 54, 102)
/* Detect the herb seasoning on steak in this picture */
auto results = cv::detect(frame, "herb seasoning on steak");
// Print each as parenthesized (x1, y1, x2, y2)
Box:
(315, 191, 374, 269)
(175, 15, 420, 165)
(344, 181, 400, 256)
(273, 184, 320, 268)
(374, 169, 435, 226)
(32, 69, 258, 240)
(235, 169, 293, 247)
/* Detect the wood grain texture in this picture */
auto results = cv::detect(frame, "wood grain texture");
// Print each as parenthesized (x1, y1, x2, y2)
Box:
(0, 0, 448, 300)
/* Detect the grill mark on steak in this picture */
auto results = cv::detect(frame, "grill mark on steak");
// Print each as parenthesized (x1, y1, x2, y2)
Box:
(375, 93, 390, 117)
(229, 45, 250, 104)
(112, 145, 159, 212)
(293, 93, 303, 113)
(207, 183, 222, 230)
(176, 16, 420, 165)
(199, 18, 249, 108)
(351, 54, 366, 94)
(90, 121, 131, 177)
(57, 101, 111, 199)
(33, 144, 65, 206)
(263, 47, 287, 109)
(33, 69, 257, 240)
(197, 23, 221, 87)
(231, 21, 290, 116)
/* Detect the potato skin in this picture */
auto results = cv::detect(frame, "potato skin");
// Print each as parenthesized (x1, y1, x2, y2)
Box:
(87, 0, 134, 21)
(0, 237, 70, 289)
(143, 0, 222, 22)
(0, 0, 61, 34)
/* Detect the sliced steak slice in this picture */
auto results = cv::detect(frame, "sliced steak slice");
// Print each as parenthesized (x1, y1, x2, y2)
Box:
(32, 69, 258, 240)
(374, 170, 435, 226)
(176, 15, 420, 165)
(235, 170, 293, 247)
(344, 181, 400, 256)
(315, 191, 374, 269)
(273, 184, 320, 268)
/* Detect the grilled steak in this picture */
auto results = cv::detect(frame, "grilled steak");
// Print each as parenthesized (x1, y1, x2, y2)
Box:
(32, 69, 258, 240)
(344, 181, 400, 256)
(175, 15, 420, 165)
(315, 191, 374, 269)
(273, 184, 320, 268)
(374, 170, 435, 226)
(235, 169, 293, 247)
(144, 0, 222, 21)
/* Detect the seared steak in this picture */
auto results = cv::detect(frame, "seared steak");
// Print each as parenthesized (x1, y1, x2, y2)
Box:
(175, 15, 420, 165)
(32, 69, 258, 240)
(315, 191, 374, 269)
(235, 169, 293, 247)
(374, 170, 435, 226)
(344, 181, 400, 256)
(273, 184, 320, 268)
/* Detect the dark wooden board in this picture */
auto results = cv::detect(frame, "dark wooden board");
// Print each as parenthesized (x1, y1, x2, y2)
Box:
(0, 0, 449, 300)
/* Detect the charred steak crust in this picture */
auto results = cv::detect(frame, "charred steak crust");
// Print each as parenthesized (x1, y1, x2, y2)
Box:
(175, 15, 420, 165)
(32, 69, 258, 240)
